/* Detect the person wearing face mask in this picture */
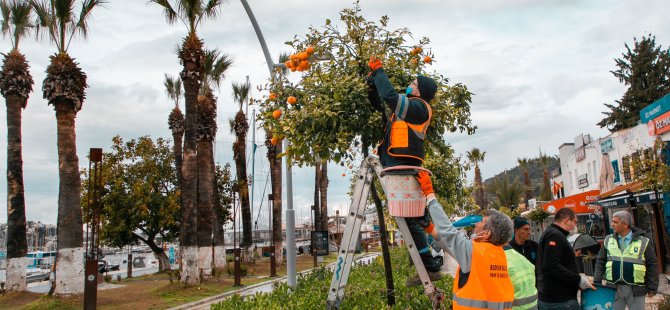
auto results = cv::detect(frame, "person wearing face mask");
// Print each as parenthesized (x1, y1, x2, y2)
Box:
(367, 56, 443, 285)
(421, 196, 515, 309)
(509, 217, 538, 264)
(536, 208, 596, 309)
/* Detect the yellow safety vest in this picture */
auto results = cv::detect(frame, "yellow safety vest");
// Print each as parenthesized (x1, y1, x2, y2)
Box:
(604, 234, 649, 285)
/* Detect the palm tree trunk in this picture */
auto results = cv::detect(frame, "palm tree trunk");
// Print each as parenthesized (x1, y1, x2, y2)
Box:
(267, 133, 283, 263)
(319, 163, 328, 231)
(474, 165, 485, 209)
(178, 32, 203, 286)
(196, 140, 214, 277)
(54, 100, 84, 295)
(233, 110, 252, 260)
(5, 92, 28, 291)
(173, 132, 183, 187)
(523, 171, 532, 204)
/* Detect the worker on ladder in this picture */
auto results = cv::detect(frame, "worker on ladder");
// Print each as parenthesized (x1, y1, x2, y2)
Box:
(367, 56, 443, 283)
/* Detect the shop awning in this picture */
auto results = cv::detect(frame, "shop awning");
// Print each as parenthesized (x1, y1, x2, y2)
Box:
(543, 189, 600, 214)
(591, 190, 665, 209)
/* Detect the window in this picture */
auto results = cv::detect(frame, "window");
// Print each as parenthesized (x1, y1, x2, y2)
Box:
(622, 156, 632, 182)
(612, 160, 620, 183)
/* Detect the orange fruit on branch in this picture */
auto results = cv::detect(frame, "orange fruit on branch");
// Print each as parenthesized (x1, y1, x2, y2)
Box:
(287, 96, 297, 104)
(424, 55, 432, 63)
(272, 109, 282, 119)
(269, 93, 277, 100)
(306, 46, 315, 55)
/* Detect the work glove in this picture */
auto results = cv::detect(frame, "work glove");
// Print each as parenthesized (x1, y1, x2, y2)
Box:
(368, 56, 383, 71)
(416, 170, 435, 196)
(579, 275, 596, 290)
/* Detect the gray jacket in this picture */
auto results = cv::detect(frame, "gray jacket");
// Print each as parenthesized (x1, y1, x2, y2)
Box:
(593, 227, 659, 296)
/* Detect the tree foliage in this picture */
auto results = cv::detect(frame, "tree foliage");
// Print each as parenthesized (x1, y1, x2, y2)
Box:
(598, 34, 670, 131)
(631, 138, 670, 193)
(82, 136, 180, 251)
(485, 172, 527, 210)
(256, 2, 476, 214)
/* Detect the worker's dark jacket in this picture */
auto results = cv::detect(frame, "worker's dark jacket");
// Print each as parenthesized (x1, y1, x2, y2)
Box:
(536, 224, 581, 303)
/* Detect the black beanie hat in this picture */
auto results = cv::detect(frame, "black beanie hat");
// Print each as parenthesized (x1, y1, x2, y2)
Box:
(513, 217, 530, 230)
(417, 75, 437, 102)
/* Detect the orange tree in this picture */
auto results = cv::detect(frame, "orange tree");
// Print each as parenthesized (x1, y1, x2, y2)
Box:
(257, 3, 476, 214)
(255, 3, 476, 305)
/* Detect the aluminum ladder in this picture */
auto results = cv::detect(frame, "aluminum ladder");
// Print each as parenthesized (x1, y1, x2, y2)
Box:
(326, 156, 444, 309)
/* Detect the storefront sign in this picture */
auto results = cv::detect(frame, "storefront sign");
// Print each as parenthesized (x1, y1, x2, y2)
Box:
(600, 138, 613, 154)
(640, 93, 670, 124)
(543, 189, 600, 214)
(577, 174, 589, 188)
(648, 110, 670, 136)
(575, 146, 586, 162)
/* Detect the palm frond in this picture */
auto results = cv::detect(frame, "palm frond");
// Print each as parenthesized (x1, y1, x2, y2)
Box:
(28, 0, 54, 43)
(231, 80, 250, 110)
(210, 53, 232, 89)
(148, 0, 178, 25)
(1, 1, 12, 39)
(75, 0, 105, 40)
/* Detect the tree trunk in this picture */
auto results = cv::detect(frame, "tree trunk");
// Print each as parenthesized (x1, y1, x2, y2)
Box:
(173, 131, 183, 188)
(54, 101, 84, 295)
(233, 110, 252, 259)
(134, 233, 171, 271)
(319, 163, 329, 231)
(267, 133, 283, 263)
(523, 170, 532, 204)
(474, 165, 485, 209)
(196, 140, 214, 277)
(371, 173, 395, 306)
(5, 93, 28, 291)
(178, 32, 203, 286)
(313, 162, 321, 231)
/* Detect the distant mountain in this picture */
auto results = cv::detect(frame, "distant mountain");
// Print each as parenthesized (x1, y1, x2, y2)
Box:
(483, 156, 560, 200)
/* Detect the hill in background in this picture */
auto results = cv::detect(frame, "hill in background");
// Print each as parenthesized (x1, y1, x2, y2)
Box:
(482, 155, 560, 202)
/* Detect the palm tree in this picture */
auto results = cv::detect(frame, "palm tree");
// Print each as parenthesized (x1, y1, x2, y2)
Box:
(517, 157, 533, 206)
(30, 0, 103, 295)
(164, 74, 183, 188)
(539, 154, 553, 201)
(486, 172, 526, 210)
(150, 0, 225, 285)
(231, 78, 253, 261)
(1, 0, 34, 292)
(196, 49, 231, 276)
(466, 148, 486, 209)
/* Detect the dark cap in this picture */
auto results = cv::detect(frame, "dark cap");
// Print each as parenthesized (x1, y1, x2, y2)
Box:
(416, 75, 437, 102)
(514, 217, 530, 230)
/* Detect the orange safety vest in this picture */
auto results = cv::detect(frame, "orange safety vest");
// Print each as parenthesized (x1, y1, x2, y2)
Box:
(384, 96, 432, 162)
(453, 242, 515, 310)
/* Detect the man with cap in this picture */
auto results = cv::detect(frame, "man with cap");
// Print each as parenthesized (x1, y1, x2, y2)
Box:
(367, 56, 442, 284)
(510, 217, 538, 264)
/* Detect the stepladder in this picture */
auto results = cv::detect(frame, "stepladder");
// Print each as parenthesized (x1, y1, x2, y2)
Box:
(326, 156, 445, 309)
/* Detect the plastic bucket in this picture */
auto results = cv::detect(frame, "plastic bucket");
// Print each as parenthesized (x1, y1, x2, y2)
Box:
(581, 283, 615, 310)
(382, 174, 425, 217)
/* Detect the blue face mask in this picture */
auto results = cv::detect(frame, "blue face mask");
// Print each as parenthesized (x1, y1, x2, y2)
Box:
(405, 86, 413, 96)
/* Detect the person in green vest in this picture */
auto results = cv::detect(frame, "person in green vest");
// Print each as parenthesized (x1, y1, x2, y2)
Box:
(593, 210, 659, 310)
(504, 243, 538, 310)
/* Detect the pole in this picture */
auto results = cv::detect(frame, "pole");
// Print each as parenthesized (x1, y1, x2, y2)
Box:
(250, 109, 256, 246)
(269, 194, 276, 277)
(240, 0, 275, 74)
(285, 139, 296, 289)
(312, 205, 317, 267)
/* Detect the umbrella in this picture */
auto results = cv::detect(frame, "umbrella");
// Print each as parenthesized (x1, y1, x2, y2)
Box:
(453, 215, 483, 228)
(599, 154, 615, 193)
(567, 233, 601, 255)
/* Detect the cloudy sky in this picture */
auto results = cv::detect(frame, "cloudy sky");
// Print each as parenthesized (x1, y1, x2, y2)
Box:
(1, 0, 669, 227)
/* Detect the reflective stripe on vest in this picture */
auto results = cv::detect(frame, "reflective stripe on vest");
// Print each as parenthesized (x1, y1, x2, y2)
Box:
(454, 242, 515, 310)
(604, 234, 649, 285)
(385, 97, 432, 161)
(504, 248, 538, 310)
(453, 296, 514, 310)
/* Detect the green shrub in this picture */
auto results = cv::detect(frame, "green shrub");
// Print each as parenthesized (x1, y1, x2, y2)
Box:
(227, 264, 248, 277)
(658, 294, 670, 310)
(104, 275, 112, 283)
(212, 247, 454, 309)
